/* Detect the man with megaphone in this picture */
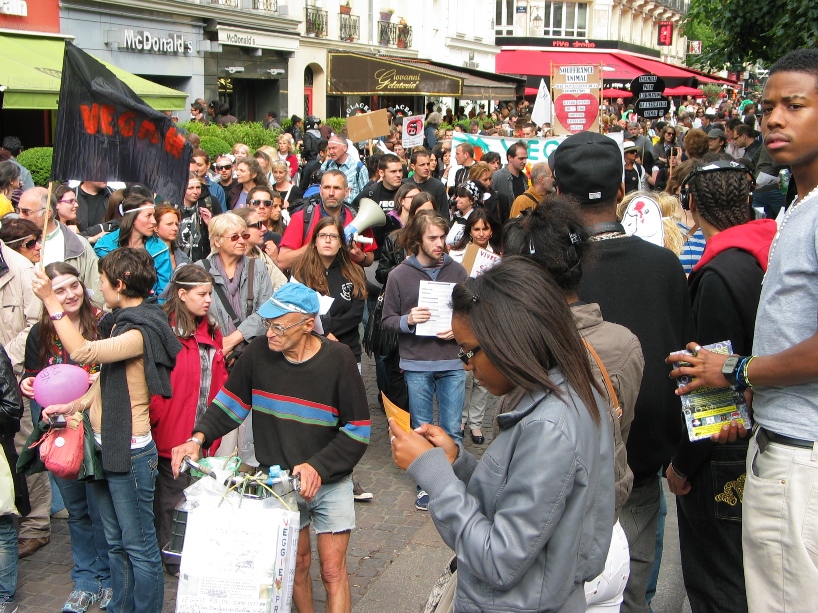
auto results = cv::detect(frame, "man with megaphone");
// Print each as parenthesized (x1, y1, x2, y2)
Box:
(277, 170, 382, 271)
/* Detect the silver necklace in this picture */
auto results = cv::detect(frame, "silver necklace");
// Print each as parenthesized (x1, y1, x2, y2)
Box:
(764, 184, 818, 279)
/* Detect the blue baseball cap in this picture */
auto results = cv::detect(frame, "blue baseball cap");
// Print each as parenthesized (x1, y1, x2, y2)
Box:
(257, 282, 320, 320)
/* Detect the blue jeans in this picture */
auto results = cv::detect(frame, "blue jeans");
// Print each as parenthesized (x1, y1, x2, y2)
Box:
(53, 474, 112, 594)
(646, 473, 667, 608)
(0, 515, 16, 600)
(404, 370, 466, 443)
(91, 442, 162, 613)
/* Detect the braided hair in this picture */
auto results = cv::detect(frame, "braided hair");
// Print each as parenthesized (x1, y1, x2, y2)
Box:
(688, 153, 752, 232)
(502, 195, 591, 293)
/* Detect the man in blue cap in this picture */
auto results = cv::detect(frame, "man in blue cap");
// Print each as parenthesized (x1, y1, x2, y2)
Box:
(172, 282, 370, 613)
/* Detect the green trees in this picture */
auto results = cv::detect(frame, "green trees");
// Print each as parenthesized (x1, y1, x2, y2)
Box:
(684, 0, 818, 70)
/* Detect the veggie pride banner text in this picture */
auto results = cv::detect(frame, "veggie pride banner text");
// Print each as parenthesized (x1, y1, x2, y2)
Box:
(52, 41, 191, 205)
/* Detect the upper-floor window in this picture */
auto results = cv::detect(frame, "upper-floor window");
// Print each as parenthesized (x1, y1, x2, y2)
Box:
(542, 2, 588, 37)
(495, 0, 515, 36)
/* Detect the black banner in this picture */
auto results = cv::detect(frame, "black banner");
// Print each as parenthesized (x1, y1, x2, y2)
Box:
(52, 41, 191, 205)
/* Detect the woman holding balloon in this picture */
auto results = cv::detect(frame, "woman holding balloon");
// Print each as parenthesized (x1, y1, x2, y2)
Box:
(20, 262, 112, 613)
(31, 247, 181, 613)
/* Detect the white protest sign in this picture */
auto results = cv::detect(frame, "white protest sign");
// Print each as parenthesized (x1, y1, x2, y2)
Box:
(402, 115, 425, 148)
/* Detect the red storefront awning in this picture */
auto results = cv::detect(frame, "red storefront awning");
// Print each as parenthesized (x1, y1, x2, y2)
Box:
(497, 50, 645, 82)
(496, 49, 737, 88)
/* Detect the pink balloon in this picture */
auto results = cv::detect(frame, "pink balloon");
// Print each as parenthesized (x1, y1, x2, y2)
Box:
(33, 364, 91, 408)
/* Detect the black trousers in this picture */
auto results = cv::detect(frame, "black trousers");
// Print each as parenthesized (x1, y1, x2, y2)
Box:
(676, 442, 749, 613)
(153, 456, 192, 569)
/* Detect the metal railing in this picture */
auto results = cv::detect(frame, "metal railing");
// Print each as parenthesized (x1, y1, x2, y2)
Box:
(339, 14, 361, 42)
(656, 0, 689, 13)
(209, 0, 279, 10)
(378, 21, 412, 48)
(252, 0, 278, 10)
(305, 7, 328, 37)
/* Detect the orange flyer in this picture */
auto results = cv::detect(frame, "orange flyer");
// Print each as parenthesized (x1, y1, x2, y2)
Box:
(382, 393, 411, 433)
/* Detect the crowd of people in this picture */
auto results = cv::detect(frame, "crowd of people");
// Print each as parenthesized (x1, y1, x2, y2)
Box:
(0, 47, 816, 613)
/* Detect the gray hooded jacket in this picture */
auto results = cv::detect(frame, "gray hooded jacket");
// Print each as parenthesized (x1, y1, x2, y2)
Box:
(407, 377, 615, 613)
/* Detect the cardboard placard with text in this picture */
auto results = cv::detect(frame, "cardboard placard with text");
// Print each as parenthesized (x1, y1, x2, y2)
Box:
(551, 64, 602, 136)
(346, 109, 391, 143)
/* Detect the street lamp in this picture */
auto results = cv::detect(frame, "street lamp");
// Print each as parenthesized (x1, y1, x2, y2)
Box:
(531, 7, 543, 35)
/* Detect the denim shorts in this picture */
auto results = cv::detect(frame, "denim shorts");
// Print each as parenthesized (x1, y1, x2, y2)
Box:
(297, 474, 356, 533)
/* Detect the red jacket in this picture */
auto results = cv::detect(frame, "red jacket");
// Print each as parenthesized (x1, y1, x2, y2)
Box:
(150, 317, 229, 458)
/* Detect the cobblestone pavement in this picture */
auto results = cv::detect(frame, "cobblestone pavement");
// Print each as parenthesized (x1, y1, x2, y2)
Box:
(15, 353, 688, 613)
(15, 354, 497, 613)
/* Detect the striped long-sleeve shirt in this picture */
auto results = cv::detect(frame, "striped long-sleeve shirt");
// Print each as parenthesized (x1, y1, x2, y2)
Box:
(194, 334, 370, 483)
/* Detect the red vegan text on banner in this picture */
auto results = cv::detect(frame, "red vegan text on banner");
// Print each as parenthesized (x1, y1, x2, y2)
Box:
(657, 22, 674, 47)
(52, 41, 191, 205)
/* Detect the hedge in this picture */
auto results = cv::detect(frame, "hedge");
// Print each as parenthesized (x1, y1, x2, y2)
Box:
(198, 136, 232, 161)
(17, 147, 53, 187)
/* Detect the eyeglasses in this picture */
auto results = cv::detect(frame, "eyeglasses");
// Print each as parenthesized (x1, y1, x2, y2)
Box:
(458, 345, 481, 365)
(18, 207, 45, 217)
(214, 164, 233, 171)
(223, 233, 251, 242)
(317, 232, 341, 242)
(246, 221, 264, 230)
(58, 198, 77, 205)
(262, 316, 310, 335)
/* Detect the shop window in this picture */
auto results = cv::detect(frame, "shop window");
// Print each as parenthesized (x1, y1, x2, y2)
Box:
(542, 2, 588, 37)
(494, 0, 515, 36)
(304, 66, 314, 87)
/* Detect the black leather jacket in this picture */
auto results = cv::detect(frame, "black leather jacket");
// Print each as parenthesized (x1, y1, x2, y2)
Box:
(375, 232, 407, 286)
(0, 345, 22, 437)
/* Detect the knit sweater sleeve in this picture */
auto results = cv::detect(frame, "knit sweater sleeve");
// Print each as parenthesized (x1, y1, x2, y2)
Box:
(193, 349, 254, 447)
(305, 347, 370, 482)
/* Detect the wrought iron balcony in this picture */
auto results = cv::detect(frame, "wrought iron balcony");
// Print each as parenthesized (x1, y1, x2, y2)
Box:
(656, 0, 689, 13)
(378, 21, 412, 48)
(209, 0, 279, 9)
(305, 7, 328, 37)
(340, 14, 361, 42)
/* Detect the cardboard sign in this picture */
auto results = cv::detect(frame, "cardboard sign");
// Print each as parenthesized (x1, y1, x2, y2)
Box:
(551, 64, 601, 135)
(461, 243, 501, 277)
(402, 115, 425, 148)
(346, 109, 391, 143)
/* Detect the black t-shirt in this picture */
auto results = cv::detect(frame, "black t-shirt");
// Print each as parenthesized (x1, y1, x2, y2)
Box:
(624, 165, 644, 194)
(76, 186, 111, 231)
(352, 181, 400, 258)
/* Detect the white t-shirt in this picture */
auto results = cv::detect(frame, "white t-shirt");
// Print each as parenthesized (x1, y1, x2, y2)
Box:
(42, 224, 65, 266)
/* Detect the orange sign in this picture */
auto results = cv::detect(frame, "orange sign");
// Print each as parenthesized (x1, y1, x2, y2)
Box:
(0, 0, 61, 34)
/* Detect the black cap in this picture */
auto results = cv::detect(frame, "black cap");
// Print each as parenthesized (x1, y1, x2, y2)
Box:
(549, 131, 623, 205)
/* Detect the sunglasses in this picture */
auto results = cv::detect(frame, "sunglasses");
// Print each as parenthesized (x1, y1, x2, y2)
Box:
(458, 345, 481, 365)
(223, 233, 251, 242)
(214, 164, 233, 171)
(250, 199, 281, 208)
(246, 221, 264, 230)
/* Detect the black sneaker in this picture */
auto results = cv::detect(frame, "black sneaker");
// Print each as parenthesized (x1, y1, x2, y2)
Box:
(353, 481, 373, 501)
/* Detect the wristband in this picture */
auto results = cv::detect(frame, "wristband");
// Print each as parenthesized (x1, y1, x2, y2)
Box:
(669, 463, 687, 480)
(186, 436, 204, 447)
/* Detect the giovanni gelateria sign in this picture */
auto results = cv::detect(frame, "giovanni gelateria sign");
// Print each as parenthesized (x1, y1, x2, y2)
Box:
(328, 53, 462, 96)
